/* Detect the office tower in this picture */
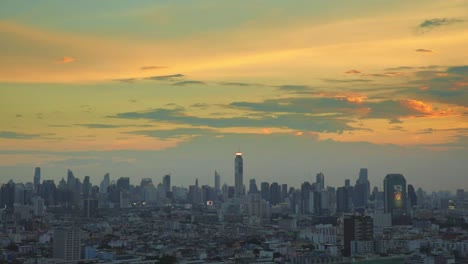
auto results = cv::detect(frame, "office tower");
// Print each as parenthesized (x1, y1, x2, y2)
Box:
(343, 215, 373, 257)
(269, 182, 281, 205)
(261, 182, 270, 202)
(456, 189, 465, 201)
(41, 180, 57, 206)
(34, 167, 41, 193)
(53, 227, 81, 261)
(281, 184, 288, 202)
(234, 152, 244, 197)
(117, 177, 130, 191)
(248, 179, 258, 194)
(336, 187, 350, 213)
(301, 182, 315, 214)
(407, 184, 417, 207)
(316, 172, 325, 191)
(201, 185, 215, 203)
(214, 171, 220, 194)
(345, 179, 350, 188)
(0, 181, 15, 211)
(99, 173, 110, 193)
(66, 169, 76, 190)
(83, 176, 91, 198)
(163, 174, 171, 194)
(383, 174, 407, 222)
(354, 168, 370, 208)
(227, 186, 235, 199)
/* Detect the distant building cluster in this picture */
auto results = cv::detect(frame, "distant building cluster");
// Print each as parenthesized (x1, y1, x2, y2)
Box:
(0, 153, 467, 263)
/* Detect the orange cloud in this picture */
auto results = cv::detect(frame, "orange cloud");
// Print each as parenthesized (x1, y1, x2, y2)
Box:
(345, 69, 361, 74)
(400, 99, 433, 114)
(57, 57, 75, 63)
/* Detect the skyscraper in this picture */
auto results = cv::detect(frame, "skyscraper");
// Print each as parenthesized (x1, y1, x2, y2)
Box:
(354, 168, 370, 208)
(316, 172, 325, 191)
(53, 227, 81, 261)
(261, 182, 270, 202)
(234, 152, 244, 197)
(33, 167, 41, 193)
(383, 174, 407, 221)
(99, 173, 110, 193)
(163, 174, 171, 194)
(336, 187, 350, 213)
(248, 179, 258, 194)
(214, 171, 220, 194)
(269, 182, 281, 205)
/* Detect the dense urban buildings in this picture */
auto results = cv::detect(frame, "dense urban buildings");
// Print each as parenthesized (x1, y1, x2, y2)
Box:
(0, 155, 466, 263)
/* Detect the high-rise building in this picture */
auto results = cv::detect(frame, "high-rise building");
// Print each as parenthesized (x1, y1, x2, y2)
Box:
(248, 179, 258, 194)
(261, 182, 270, 202)
(32, 196, 44, 216)
(83, 176, 91, 198)
(408, 184, 417, 207)
(99, 173, 110, 193)
(316, 172, 325, 191)
(0, 181, 15, 211)
(281, 184, 288, 202)
(214, 171, 220, 194)
(383, 174, 407, 222)
(117, 177, 130, 192)
(67, 169, 75, 190)
(336, 187, 350, 213)
(269, 182, 281, 205)
(234, 152, 244, 197)
(163, 174, 171, 194)
(53, 227, 81, 261)
(343, 215, 373, 257)
(34, 167, 41, 193)
(354, 168, 370, 208)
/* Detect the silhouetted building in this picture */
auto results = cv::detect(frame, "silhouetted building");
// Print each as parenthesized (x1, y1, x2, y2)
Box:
(281, 183, 288, 202)
(270, 182, 281, 205)
(336, 187, 350, 213)
(354, 168, 370, 208)
(163, 174, 171, 194)
(140, 178, 153, 187)
(234, 152, 244, 197)
(408, 184, 417, 207)
(117, 177, 130, 192)
(316, 172, 325, 191)
(34, 167, 41, 194)
(99, 173, 110, 193)
(83, 176, 92, 198)
(248, 179, 258, 194)
(261, 182, 270, 202)
(0, 181, 15, 211)
(214, 171, 220, 194)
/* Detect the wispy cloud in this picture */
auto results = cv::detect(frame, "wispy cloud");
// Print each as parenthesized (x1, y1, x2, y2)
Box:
(415, 49, 433, 53)
(418, 18, 464, 33)
(140, 66, 166, 71)
(345, 69, 362, 74)
(173, 80, 205, 86)
(111, 106, 355, 133)
(323, 79, 372, 83)
(145, 74, 185, 81)
(0, 131, 42, 139)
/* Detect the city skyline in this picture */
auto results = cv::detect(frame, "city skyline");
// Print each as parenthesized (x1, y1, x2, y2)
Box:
(1, 1, 467, 192)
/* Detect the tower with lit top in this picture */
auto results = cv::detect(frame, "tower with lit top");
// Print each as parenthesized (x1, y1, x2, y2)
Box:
(235, 152, 244, 197)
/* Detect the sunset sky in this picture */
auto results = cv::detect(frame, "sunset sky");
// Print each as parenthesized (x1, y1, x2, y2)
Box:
(1, 0, 467, 191)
